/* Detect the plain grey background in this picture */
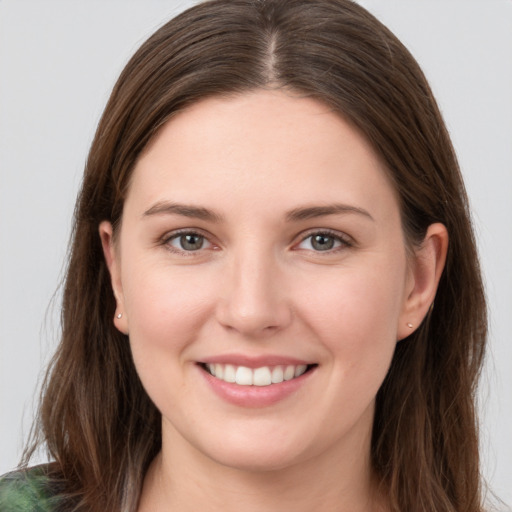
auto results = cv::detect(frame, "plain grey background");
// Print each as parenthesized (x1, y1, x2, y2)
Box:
(1, 0, 511, 505)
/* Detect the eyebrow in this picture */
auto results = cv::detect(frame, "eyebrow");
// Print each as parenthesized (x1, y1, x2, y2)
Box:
(142, 201, 373, 223)
(285, 204, 374, 222)
(143, 201, 223, 222)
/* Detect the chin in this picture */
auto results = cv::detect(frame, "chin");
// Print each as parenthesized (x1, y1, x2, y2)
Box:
(193, 427, 313, 473)
(209, 446, 306, 474)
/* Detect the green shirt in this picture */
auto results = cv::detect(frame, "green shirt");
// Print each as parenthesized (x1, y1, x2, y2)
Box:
(0, 466, 60, 512)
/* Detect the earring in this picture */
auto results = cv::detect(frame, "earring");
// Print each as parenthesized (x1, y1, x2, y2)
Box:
(116, 313, 123, 319)
(406, 322, 413, 328)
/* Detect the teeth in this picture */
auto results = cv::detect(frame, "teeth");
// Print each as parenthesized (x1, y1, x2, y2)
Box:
(224, 364, 236, 383)
(235, 366, 253, 385)
(284, 365, 295, 381)
(204, 363, 310, 385)
(253, 367, 272, 386)
(271, 366, 284, 383)
(295, 365, 307, 377)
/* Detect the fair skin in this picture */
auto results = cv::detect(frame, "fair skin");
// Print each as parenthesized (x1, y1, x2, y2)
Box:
(100, 89, 447, 512)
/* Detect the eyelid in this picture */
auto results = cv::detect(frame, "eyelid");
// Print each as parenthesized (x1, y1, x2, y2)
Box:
(157, 227, 353, 255)
(293, 228, 354, 252)
(160, 228, 218, 255)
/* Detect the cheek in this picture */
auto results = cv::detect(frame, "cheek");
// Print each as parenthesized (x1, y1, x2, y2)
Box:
(293, 258, 406, 383)
(298, 265, 404, 339)
(121, 263, 220, 415)
(122, 262, 217, 357)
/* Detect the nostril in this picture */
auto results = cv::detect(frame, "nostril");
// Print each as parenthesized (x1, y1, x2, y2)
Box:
(215, 296, 293, 337)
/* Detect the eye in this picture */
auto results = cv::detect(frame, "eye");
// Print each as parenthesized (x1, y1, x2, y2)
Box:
(297, 231, 349, 252)
(167, 232, 212, 252)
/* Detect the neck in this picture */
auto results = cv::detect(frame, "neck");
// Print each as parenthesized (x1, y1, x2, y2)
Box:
(138, 420, 387, 512)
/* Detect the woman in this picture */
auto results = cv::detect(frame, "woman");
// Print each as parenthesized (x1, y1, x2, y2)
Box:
(0, 0, 488, 511)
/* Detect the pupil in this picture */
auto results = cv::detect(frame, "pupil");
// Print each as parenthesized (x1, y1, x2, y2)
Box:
(312, 234, 334, 251)
(181, 234, 203, 250)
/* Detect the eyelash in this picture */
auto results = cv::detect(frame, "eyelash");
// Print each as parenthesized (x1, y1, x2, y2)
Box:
(296, 229, 353, 253)
(159, 228, 353, 256)
(160, 229, 214, 256)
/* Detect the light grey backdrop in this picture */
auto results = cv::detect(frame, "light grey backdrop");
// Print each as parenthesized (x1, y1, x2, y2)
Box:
(1, 0, 511, 505)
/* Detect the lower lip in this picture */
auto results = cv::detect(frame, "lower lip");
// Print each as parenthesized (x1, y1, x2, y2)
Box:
(199, 365, 316, 408)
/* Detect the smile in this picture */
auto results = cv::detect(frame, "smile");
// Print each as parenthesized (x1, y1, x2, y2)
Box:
(202, 363, 314, 386)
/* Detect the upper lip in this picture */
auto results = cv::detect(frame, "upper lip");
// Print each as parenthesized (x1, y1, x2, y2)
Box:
(198, 354, 315, 368)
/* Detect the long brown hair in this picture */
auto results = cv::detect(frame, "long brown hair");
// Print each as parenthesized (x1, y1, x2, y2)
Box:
(23, 1, 487, 511)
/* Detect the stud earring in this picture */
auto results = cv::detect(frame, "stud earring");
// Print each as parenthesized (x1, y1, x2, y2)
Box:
(116, 313, 123, 319)
(406, 322, 413, 328)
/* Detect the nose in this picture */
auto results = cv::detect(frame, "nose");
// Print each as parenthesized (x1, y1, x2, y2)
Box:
(215, 248, 292, 338)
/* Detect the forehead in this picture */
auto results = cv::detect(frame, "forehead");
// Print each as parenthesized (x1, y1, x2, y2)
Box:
(126, 89, 398, 221)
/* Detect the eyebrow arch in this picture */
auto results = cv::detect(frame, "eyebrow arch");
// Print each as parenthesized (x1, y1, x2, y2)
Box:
(143, 201, 223, 222)
(285, 204, 374, 222)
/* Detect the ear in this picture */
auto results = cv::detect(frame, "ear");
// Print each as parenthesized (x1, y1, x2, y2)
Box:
(99, 221, 129, 335)
(397, 223, 448, 340)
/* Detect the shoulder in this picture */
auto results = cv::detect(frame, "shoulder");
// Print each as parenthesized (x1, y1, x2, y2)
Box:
(0, 465, 60, 512)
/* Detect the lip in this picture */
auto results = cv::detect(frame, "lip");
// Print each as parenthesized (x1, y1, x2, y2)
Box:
(197, 358, 317, 408)
(199, 353, 314, 368)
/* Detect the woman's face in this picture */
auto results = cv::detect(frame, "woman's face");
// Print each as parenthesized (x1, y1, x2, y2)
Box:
(101, 90, 425, 472)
